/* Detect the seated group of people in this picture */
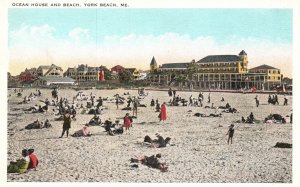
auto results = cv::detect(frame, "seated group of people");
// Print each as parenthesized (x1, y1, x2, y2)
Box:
(88, 114, 102, 126)
(103, 119, 124, 136)
(24, 104, 48, 113)
(240, 112, 256, 124)
(7, 149, 38, 174)
(25, 119, 51, 129)
(264, 114, 287, 124)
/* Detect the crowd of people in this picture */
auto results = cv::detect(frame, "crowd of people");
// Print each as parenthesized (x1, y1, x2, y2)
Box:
(8, 86, 292, 174)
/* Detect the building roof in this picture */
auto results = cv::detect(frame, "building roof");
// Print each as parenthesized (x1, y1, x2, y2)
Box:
(239, 50, 247, 56)
(44, 66, 63, 76)
(250, 64, 279, 70)
(160, 63, 189, 69)
(39, 76, 75, 83)
(150, 56, 157, 65)
(87, 67, 99, 71)
(111, 65, 125, 69)
(38, 65, 51, 69)
(197, 55, 241, 63)
(125, 68, 138, 73)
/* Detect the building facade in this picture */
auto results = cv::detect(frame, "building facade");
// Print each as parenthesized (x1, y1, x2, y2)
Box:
(37, 64, 63, 77)
(35, 77, 76, 86)
(63, 64, 102, 82)
(125, 68, 140, 80)
(148, 50, 282, 90)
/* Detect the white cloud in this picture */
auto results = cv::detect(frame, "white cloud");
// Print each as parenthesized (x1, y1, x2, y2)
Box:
(68, 27, 92, 43)
(9, 24, 292, 77)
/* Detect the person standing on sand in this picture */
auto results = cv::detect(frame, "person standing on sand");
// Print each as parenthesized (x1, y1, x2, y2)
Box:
(160, 102, 167, 122)
(275, 94, 279, 105)
(283, 95, 288, 105)
(123, 113, 132, 134)
(133, 98, 138, 117)
(116, 94, 119, 109)
(208, 93, 211, 103)
(60, 111, 71, 138)
(255, 95, 259, 107)
(226, 124, 235, 144)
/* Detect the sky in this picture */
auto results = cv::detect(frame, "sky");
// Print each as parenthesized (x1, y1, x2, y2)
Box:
(8, 8, 292, 77)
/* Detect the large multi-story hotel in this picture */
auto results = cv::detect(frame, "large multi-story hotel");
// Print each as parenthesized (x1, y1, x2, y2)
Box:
(148, 50, 282, 90)
(64, 64, 104, 82)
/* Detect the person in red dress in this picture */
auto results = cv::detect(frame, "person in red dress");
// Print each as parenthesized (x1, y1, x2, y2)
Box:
(28, 149, 38, 171)
(123, 113, 132, 134)
(160, 102, 167, 122)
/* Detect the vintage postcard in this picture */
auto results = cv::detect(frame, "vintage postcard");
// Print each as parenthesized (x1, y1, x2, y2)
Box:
(1, 0, 298, 186)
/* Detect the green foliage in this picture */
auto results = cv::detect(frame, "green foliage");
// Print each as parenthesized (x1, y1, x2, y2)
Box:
(187, 60, 199, 76)
(100, 66, 113, 80)
(174, 75, 188, 83)
(119, 70, 133, 83)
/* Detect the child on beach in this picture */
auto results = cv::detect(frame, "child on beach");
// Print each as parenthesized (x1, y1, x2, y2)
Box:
(226, 124, 235, 144)
(123, 113, 132, 134)
(28, 149, 39, 171)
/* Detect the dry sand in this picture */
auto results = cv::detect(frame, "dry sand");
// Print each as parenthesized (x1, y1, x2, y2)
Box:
(7, 88, 292, 182)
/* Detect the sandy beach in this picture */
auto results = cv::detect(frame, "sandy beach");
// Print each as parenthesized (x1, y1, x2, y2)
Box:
(7, 88, 292, 182)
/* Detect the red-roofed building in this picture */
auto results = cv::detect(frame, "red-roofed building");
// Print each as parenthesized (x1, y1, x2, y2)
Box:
(111, 65, 125, 74)
(19, 69, 36, 81)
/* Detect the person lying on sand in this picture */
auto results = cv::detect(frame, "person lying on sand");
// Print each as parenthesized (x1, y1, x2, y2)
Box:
(143, 133, 171, 148)
(7, 149, 30, 174)
(194, 113, 222, 117)
(24, 104, 38, 112)
(222, 107, 237, 113)
(25, 119, 43, 129)
(130, 153, 168, 172)
(71, 124, 92, 137)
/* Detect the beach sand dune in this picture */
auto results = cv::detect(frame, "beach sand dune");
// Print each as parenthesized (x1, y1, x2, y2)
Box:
(7, 88, 292, 182)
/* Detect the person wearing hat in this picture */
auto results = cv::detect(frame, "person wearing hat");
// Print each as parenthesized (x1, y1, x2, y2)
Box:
(59, 111, 71, 138)
(226, 124, 235, 144)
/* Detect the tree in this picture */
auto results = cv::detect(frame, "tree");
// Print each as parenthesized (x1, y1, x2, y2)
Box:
(174, 75, 188, 88)
(186, 59, 199, 80)
(100, 66, 113, 80)
(119, 70, 133, 83)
